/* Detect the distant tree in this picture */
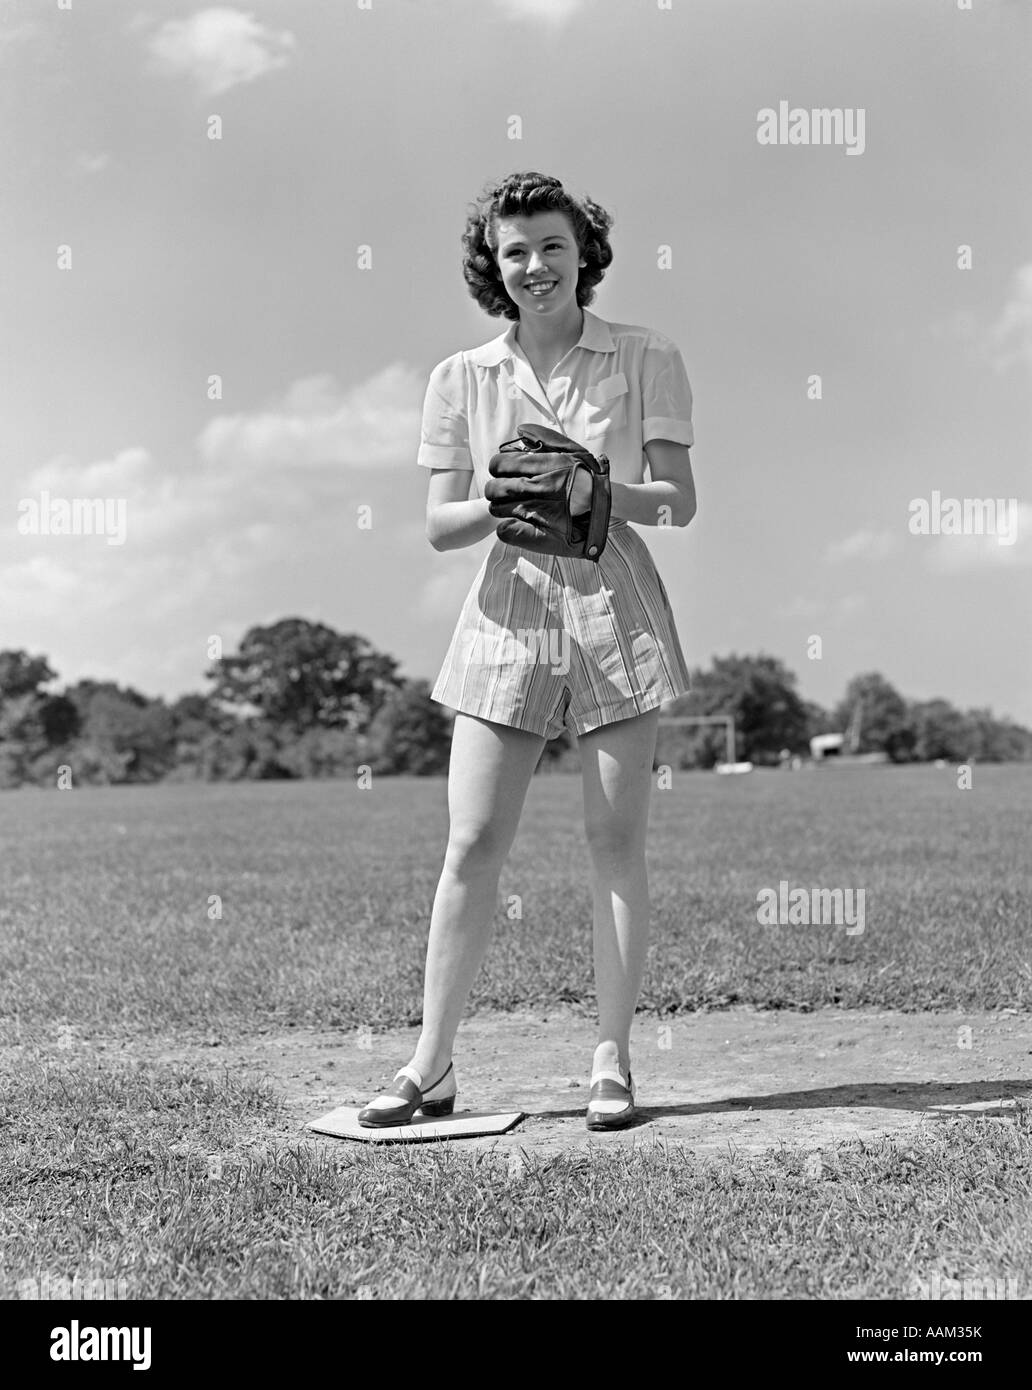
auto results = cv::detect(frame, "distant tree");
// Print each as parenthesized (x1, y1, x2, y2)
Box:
(802, 699, 833, 741)
(170, 692, 232, 730)
(669, 653, 810, 764)
(963, 707, 1032, 762)
(0, 651, 60, 785)
(365, 680, 451, 775)
(207, 719, 294, 781)
(39, 694, 81, 746)
(63, 679, 145, 724)
(70, 686, 177, 783)
(275, 727, 369, 779)
(909, 698, 972, 762)
(0, 692, 49, 787)
(833, 672, 915, 762)
(997, 720, 1032, 761)
(167, 693, 237, 780)
(5, 631, 1028, 786)
(207, 619, 403, 734)
(0, 650, 56, 702)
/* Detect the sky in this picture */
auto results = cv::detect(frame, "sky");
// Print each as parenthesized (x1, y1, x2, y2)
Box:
(2, 0, 1030, 726)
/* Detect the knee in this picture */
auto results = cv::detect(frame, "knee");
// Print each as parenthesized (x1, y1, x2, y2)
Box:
(584, 819, 645, 869)
(444, 822, 509, 877)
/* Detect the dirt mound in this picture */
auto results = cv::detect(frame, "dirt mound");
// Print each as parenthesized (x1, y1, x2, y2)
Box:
(137, 1004, 1032, 1155)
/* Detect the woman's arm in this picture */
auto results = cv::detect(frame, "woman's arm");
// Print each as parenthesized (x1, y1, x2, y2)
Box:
(610, 439, 697, 527)
(425, 467, 498, 551)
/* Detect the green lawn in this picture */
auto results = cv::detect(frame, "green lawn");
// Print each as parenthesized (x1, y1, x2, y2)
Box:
(1, 768, 1029, 1301)
(0, 766, 1028, 1041)
(1, 1056, 1028, 1300)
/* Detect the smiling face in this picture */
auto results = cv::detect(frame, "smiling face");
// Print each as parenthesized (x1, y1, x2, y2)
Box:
(493, 211, 587, 320)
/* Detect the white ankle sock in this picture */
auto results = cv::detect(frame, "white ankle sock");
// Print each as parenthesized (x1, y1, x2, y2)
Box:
(364, 1062, 453, 1110)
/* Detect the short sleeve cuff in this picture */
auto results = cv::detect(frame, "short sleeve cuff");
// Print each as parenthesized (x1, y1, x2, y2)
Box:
(417, 444, 474, 469)
(643, 417, 694, 447)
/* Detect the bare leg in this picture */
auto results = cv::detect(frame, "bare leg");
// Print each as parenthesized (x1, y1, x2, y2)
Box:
(578, 708, 660, 1080)
(407, 713, 546, 1084)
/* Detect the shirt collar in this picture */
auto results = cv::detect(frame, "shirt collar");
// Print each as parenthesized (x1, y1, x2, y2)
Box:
(467, 308, 615, 366)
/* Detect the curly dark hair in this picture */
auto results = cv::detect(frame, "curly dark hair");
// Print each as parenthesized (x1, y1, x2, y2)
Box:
(461, 171, 614, 321)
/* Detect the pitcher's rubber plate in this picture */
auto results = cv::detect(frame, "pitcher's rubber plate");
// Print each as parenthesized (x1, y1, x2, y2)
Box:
(307, 1106, 526, 1143)
(927, 1098, 1018, 1116)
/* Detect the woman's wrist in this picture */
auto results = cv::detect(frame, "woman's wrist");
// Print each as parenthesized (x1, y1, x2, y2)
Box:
(429, 496, 497, 551)
(609, 480, 689, 528)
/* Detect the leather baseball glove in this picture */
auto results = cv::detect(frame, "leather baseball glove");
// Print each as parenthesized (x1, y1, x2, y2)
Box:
(484, 423, 612, 561)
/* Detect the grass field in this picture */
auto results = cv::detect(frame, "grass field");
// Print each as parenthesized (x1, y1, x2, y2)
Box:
(2, 1058, 1029, 1299)
(1, 765, 1029, 1039)
(1, 766, 1030, 1300)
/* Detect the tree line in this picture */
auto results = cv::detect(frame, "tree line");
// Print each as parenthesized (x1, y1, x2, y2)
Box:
(0, 621, 1028, 788)
(660, 654, 1032, 768)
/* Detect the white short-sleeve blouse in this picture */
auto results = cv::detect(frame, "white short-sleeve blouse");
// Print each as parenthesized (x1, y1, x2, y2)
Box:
(417, 309, 693, 498)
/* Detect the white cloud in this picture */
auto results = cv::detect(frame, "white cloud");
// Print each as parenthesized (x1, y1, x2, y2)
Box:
(837, 592, 867, 617)
(988, 263, 1032, 373)
(25, 446, 154, 495)
(12, 362, 426, 572)
(2, 361, 441, 699)
(776, 593, 867, 621)
(1, 554, 85, 618)
(197, 363, 425, 473)
(16, 447, 216, 550)
(74, 153, 112, 177)
(492, 0, 589, 26)
(927, 309, 977, 345)
(145, 8, 296, 97)
(923, 502, 1032, 572)
(0, 23, 38, 60)
(930, 263, 1032, 377)
(775, 595, 823, 620)
(823, 528, 898, 563)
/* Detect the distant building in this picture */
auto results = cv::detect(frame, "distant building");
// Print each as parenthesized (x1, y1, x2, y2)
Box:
(811, 699, 864, 761)
(810, 733, 845, 760)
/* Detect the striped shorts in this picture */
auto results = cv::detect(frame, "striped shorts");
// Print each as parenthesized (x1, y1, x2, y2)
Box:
(430, 520, 692, 739)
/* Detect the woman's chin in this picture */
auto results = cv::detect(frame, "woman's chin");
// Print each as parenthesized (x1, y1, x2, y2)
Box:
(522, 291, 573, 316)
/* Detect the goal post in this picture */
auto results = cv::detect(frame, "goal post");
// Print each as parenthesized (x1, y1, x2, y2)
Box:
(656, 715, 737, 767)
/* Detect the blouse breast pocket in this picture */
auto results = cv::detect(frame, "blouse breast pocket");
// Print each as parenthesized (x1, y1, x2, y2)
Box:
(581, 372, 629, 442)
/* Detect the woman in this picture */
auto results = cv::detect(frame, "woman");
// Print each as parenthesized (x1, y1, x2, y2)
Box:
(359, 171, 697, 1131)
